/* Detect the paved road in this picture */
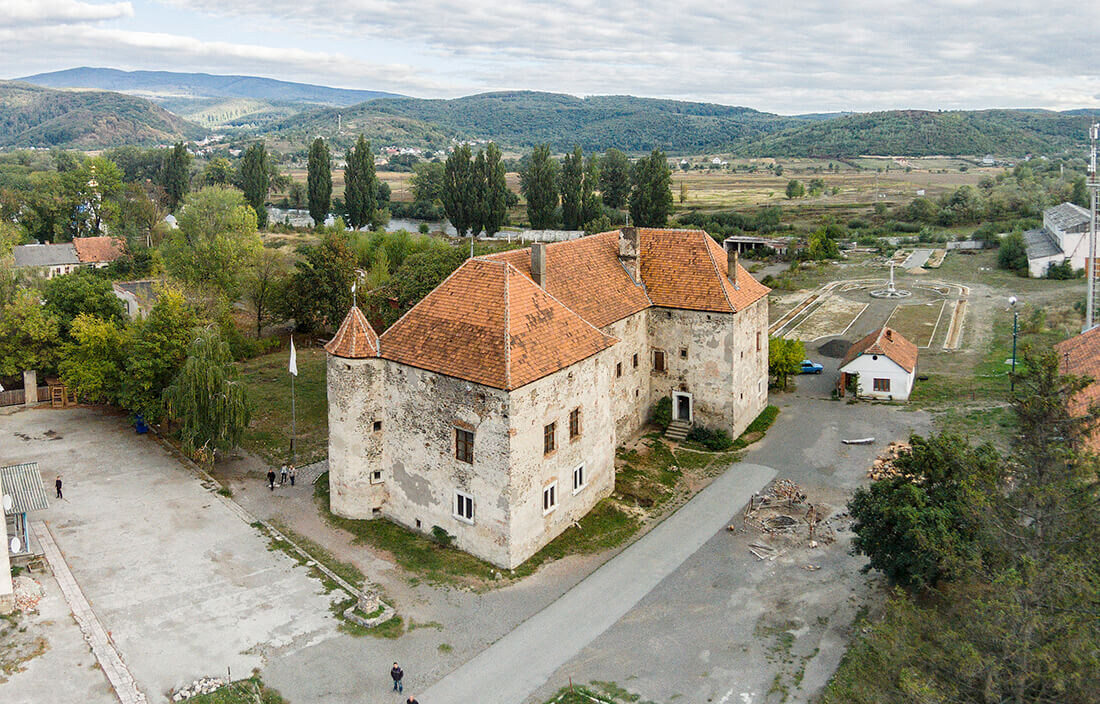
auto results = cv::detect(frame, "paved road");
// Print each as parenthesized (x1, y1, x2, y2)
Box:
(420, 463, 777, 704)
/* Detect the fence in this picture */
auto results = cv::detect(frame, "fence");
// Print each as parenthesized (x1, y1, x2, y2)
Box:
(0, 386, 50, 407)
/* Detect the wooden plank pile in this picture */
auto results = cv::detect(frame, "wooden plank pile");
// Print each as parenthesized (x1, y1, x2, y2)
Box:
(867, 441, 911, 480)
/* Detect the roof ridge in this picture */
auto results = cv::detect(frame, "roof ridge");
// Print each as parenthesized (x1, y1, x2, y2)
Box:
(380, 256, 482, 343)
(702, 231, 736, 313)
(503, 261, 511, 390)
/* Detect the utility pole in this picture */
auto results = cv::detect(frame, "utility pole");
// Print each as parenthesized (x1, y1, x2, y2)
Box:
(1087, 123, 1100, 332)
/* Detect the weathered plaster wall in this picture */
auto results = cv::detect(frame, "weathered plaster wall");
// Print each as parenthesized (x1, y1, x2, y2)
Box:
(377, 364, 514, 567)
(506, 351, 615, 568)
(327, 356, 387, 518)
(647, 297, 769, 437)
(601, 311, 652, 439)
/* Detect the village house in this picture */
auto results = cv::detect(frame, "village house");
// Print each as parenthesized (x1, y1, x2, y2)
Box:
(839, 326, 918, 401)
(325, 227, 770, 569)
(1055, 325, 1100, 451)
(1023, 202, 1094, 278)
(12, 236, 125, 278)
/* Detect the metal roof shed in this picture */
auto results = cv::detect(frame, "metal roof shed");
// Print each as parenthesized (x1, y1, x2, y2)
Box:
(2, 462, 50, 557)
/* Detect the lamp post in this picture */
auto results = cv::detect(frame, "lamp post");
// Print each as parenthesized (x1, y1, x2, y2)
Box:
(1009, 296, 1018, 392)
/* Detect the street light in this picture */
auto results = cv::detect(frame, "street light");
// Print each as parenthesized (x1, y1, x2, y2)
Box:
(1009, 296, 1018, 392)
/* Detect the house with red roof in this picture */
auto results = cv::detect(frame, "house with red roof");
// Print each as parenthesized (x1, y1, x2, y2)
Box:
(325, 227, 770, 568)
(839, 326, 919, 401)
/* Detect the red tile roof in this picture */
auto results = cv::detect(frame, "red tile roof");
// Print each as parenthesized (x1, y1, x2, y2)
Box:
(72, 236, 125, 263)
(1055, 327, 1100, 449)
(378, 258, 616, 390)
(325, 306, 380, 358)
(840, 326, 919, 374)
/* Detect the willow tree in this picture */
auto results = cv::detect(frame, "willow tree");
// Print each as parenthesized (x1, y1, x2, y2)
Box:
(165, 327, 250, 461)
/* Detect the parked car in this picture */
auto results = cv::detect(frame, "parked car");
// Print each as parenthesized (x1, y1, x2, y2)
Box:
(799, 359, 824, 374)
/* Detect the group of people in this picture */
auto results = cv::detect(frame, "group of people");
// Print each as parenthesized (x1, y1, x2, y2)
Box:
(266, 463, 297, 490)
(390, 662, 419, 703)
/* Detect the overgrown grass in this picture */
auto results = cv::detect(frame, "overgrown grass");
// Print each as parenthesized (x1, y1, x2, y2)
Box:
(185, 676, 287, 704)
(238, 346, 328, 465)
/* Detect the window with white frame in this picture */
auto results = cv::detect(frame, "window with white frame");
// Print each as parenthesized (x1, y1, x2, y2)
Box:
(542, 482, 558, 514)
(572, 464, 586, 494)
(454, 489, 474, 524)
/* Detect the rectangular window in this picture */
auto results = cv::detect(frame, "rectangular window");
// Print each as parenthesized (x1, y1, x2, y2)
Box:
(873, 378, 891, 392)
(615, 361, 622, 378)
(653, 349, 666, 372)
(569, 408, 581, 440)
(373, 420, 382, 432)
(455, 428, 474, 463)
(572, 464, 586, 494)
(543, 482, 558, 514)
(680, 347, 688, 359)
(544, 422, 556, 455)
(454, 490, 474, 524)
(371, 470, 383, 484)
(632, 353, 639, 368)
(756, 332, 762, 351)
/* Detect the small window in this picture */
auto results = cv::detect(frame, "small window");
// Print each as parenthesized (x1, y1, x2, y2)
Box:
(756, 332, 762, 351)
(572, 464, 586, 494)
(371, 470, 383, 484)
(543, 482, 558, 514)
(544, 422, 556, 455)
(632, 353, 638, 368)
(373, 420, 382, 432)
(615, 361, 622, 378)
(653, 349, 666, 372)
(873, 378, 891, 392)
(454, 490, 474, 524)
(455, 428, 474, 463)
(569, 408, 581, 440)
(680, 348, 688, 359)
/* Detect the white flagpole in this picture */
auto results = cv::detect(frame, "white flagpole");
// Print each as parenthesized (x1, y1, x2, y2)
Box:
(289, 336, 298, 466)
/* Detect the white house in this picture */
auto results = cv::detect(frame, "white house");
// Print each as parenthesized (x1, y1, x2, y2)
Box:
(1024, 202, 1093, 278)
(839, 326, 918, 401)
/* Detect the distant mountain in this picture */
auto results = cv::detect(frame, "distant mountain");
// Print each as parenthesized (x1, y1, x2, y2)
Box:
(0, 80, 204, 149)
(269, 91, 813, 153)
(728, 109, 1100, 157)
(17, 67, 403, 129)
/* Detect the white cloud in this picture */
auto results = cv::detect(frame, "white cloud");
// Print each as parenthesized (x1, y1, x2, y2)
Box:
(0, 0, 133, 24)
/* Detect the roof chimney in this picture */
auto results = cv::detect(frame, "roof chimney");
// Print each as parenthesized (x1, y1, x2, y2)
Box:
(885, 328, 893, 341)
(728, 247, 740, 290)
(618, 227, 640, 282)
(531, 242, 548, 288)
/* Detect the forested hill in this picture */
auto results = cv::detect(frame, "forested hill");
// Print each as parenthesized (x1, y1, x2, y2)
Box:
(268, 91, 810, 153)
(0, 81, 205, 149)
(728, 109, 1100, 157)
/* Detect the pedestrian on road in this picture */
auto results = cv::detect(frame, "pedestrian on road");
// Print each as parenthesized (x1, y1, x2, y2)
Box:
(406, 697, 419, 704)
(279, 464, 288, 486)
(267, 469, 276, 491)
(55, 475, 63, 499)
(391, 662, 404, 693)
(289, 465, 296, 487)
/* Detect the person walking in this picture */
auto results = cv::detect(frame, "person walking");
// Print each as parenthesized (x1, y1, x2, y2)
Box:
(390, 662, 404, 693)
(267, 469, 276, 491)
(406, 698, 419, 704)
(55, 475, 63, 499)
(279, 464, 288, 486)
(289, 465, 297, 487)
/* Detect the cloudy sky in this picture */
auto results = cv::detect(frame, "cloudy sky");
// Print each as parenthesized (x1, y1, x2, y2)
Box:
(2, 0, 1098, 113)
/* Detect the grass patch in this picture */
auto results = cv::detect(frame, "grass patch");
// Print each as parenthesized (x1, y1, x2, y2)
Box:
(266, 519, 366, 590)
(543, 682, 661, 704)
(184, 676, 287, 704)
(512, 500, 640, 578)
(238, 346, 328, 465)
(438, 642, 453, 653)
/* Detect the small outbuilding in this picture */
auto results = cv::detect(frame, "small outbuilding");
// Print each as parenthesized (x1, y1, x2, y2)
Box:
(839, 326, 918, 401)
(2, 462, 50, 559)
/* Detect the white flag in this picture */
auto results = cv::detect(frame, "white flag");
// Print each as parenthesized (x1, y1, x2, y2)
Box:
(289, 336, 298, 377)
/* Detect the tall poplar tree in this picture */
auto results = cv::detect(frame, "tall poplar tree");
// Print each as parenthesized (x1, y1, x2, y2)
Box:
(561, 145, 584, 230)
(443, 144, 476, 236)
(629, 149, 673, 227)
(239, 141, 270, 228)
(581, 155, 601, 227)
(344, 135, 377, 230)
(307, 137, 332, 228)
(599, 148, 631, 209)
(521, 144, 559, 229)
(481, 142, 509, 235)
(162, 141, 191, 212)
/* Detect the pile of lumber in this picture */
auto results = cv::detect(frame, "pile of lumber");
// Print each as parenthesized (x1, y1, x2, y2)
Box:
(867, 441, 911, 480)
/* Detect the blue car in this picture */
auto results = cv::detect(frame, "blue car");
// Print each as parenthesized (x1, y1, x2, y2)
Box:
(799, 359, 824, 374)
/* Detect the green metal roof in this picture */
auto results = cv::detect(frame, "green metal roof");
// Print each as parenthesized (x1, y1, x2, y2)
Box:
(1, 462, 49, 515)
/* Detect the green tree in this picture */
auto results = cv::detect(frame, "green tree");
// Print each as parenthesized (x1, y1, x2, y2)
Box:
(239, 142, 270, 228)
(0, 289, 62, 376)
(63, 157, 123, 237)
(344, 135, 377, 230)
(805, 229, 841, 260)
(581, 156, 601, 227)
(561, 145, 584, 230)
(785, 179, 805, 199)
(997, 231, 1028, 274)
(43, 268, 126, 337)
(242, 246, 292, 337)
(599, 149, 631, 209)
(370, 247, 466, 329)
(58, 314, 129, 404)
(161, 142, 191, 212)
(442, 144, 477, 236)
(162, 186, 262, 299)
(521, 144, 559, 229)
(307, 137, 332, 227)
(284, 232, 357, 333)
(165, 327, 251, 460)
(118, 287, 196, 422)
(629, 149, 673, 227)
(202, 158, 235, 186)
(1071, 176, 1089, 208)
(480, 142, 509, 235)
(768, 336, 804, 390)
(410, 161, 445, 203)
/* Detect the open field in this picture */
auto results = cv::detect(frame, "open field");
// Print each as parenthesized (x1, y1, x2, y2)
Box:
(785, 295, 867, 341)
(238, 345, 329, 465)
(885, 300, 946, 348)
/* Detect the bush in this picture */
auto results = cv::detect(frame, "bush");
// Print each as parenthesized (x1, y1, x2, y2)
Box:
(1045, 261, 1078, 280)
(686, 426, 734, 451)
(650, 396, 672, 430)
(997, 231, 1028, 274)
(430, 525, 454, 547)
